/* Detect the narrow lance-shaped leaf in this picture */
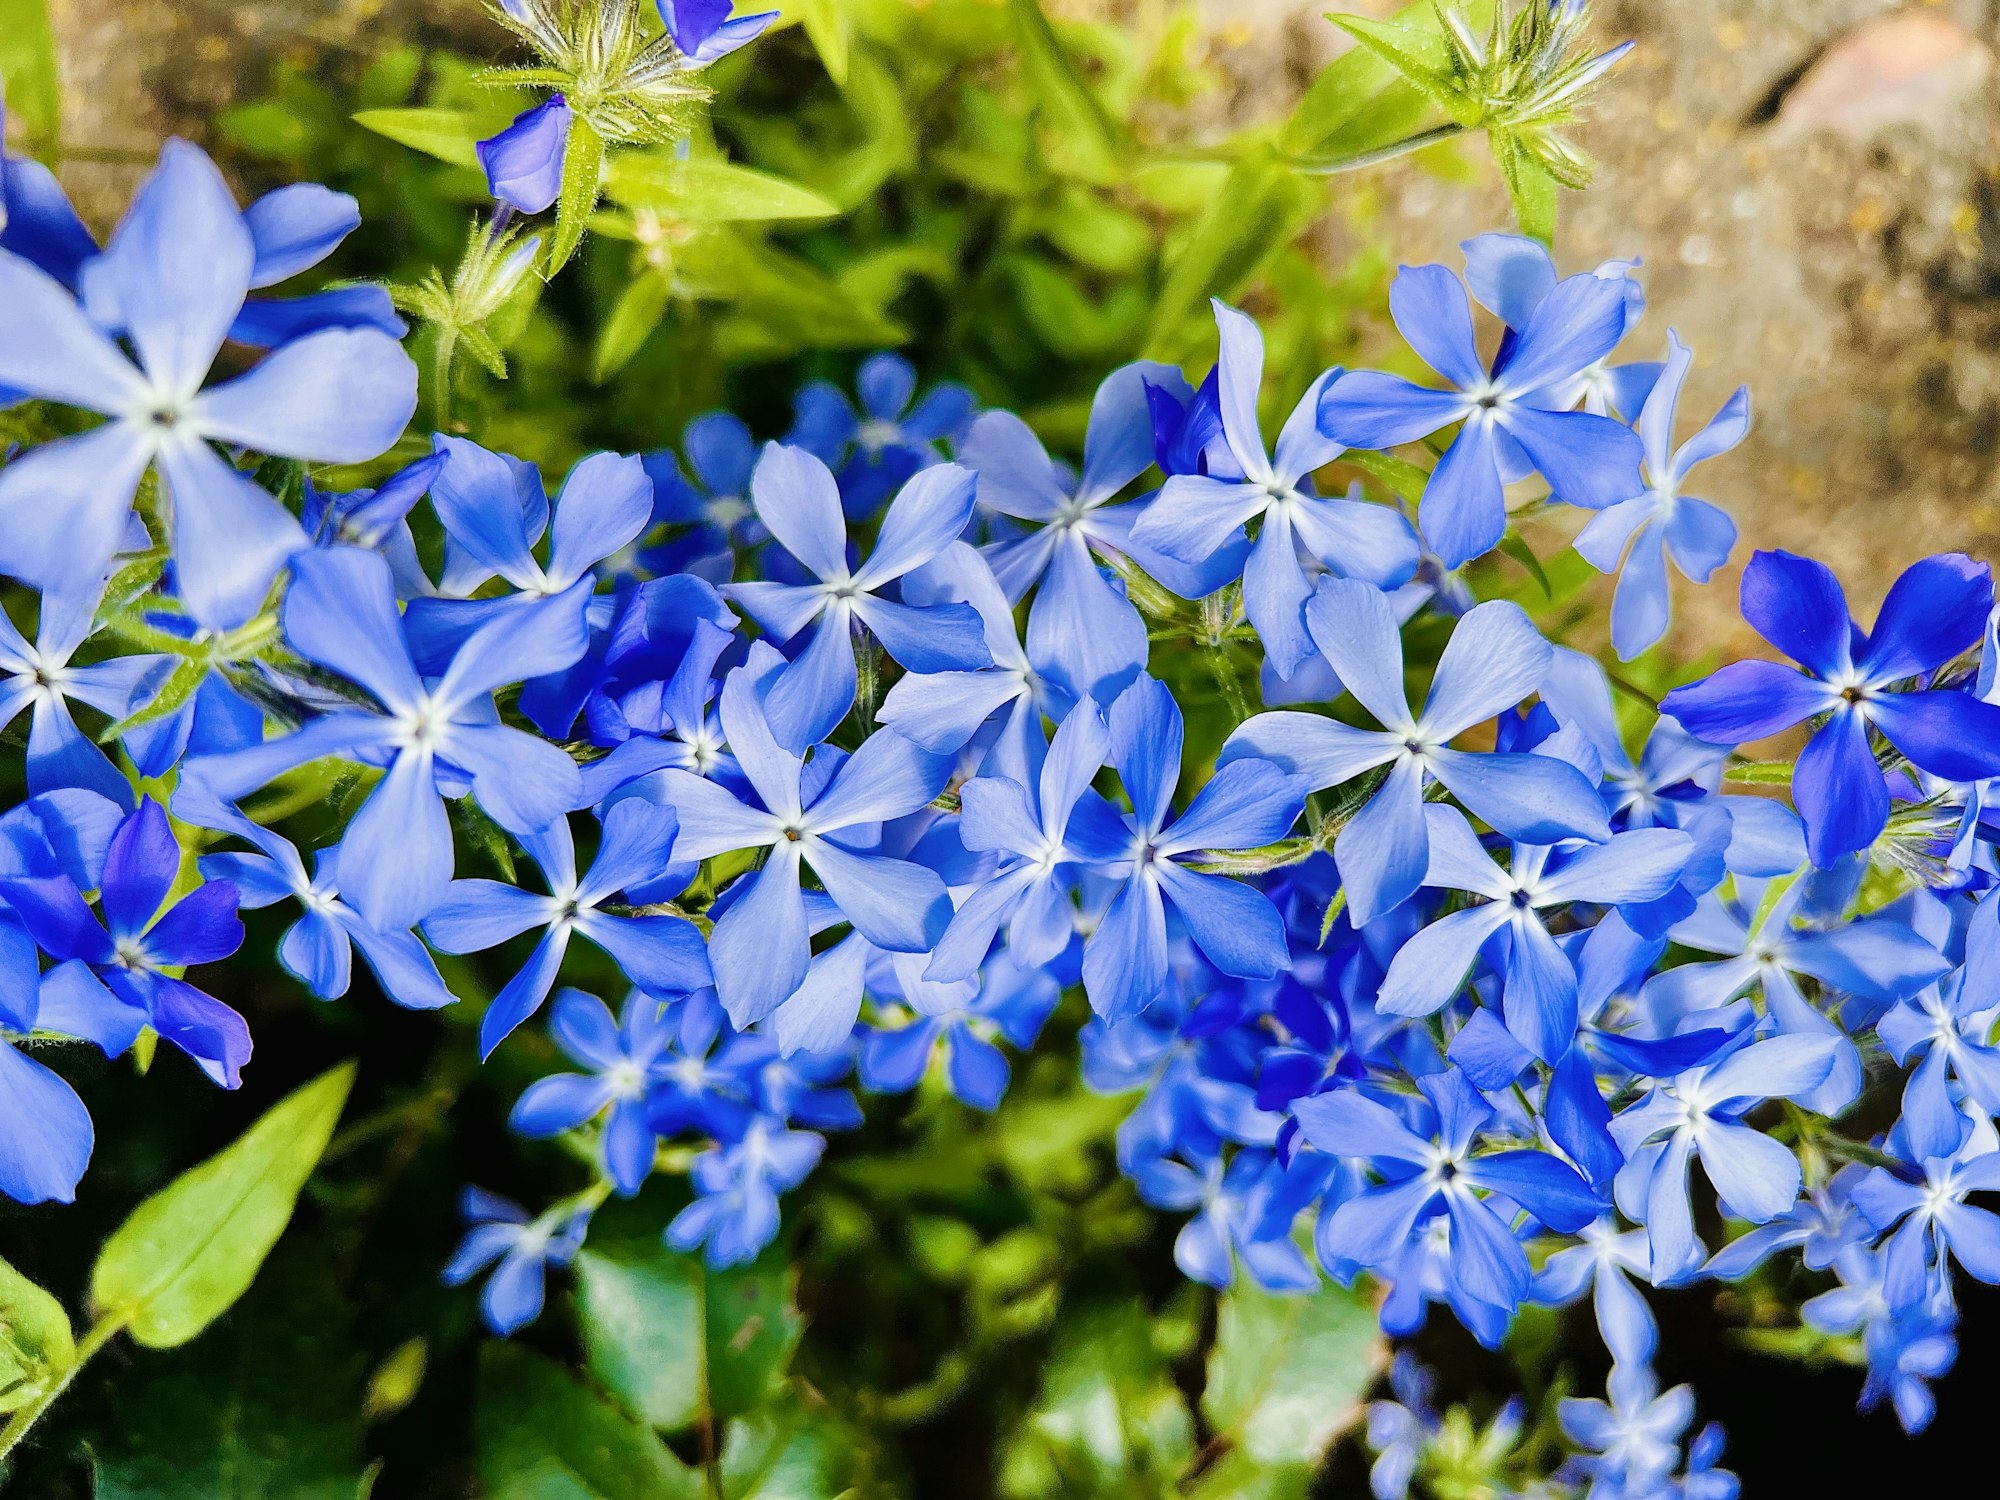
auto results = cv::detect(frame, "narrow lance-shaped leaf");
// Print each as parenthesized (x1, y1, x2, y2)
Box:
(90, 1063, 357, 1348)
(350, 106, 497, 169)
(549, 113, 608, 274)
(603, 157, 840, 223)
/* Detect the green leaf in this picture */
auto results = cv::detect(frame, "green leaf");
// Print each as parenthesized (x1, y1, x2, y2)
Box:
(593, 274, 672, 382)
(997, 1301, 1194, 1498)
(1142, 150, 1308, 361)
(1340, 447, 1430, 503)
(548, 115, 607, 275)
(1282, 0, 1493, 165)
(1008, 0, 1121, 180)
(103, 656, 208, 741)
(792, 0, 852, 86)
(0, 1255, 73, 1416)
(89, 1249, 372, 1500)
(717, 1408, 852, 1499)
(1497, 528, 1551, 598)
(350, 107, 492, 169)
(1201, 1279, 1382, 1469)
(603, 157, 840, 223)
(90, 1062, 356, 1349)
(575, 1243, 800, 1433)
(476, 1345, 702, 1500)
(0, 0, 61, 150)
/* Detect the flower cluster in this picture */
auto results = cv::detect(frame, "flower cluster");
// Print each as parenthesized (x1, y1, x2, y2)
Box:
(10, 66, 2000, 1495)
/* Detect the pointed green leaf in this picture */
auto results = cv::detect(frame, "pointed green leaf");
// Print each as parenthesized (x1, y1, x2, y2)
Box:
(1141, 150, 1308, 361)
(1340, 447, 1431, 503)
(0, 1255, 73, 1415)
(792, 0, 852, 86)
(102, 657, 207, 742)
(593, 273, 672, 382)
(549, 115, 607, 275)
(476, 1345, 701, 1500)
(1284, 0, 1493, 164)
(1498, 528, 1551, 598)
(350, 107, 492, 169)
(1008, 0, 1121, 178)
(0, 0, 62, 150)
(603, 157, 839, 223)
(90, 1063, 356, 1349)
(1201, 1279, 1382, 1468)
(575, 1243, 800, 1433)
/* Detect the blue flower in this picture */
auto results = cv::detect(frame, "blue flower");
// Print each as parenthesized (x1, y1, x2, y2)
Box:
(643, 651, 953, 1029)
(1458, 232, 1657, 419)
(1850, 1127, 2000, 1309)
(0, 579, 169, 805)
(1533, 1217, 1657, 1366)
(177, 545, 588, 929)
(858, 953, 1058, 1111)
(1642, 879, 1945, 1117)
(666, 1116, 824, 1268)
(1377, 806, 1693, 1060)
(443, 1186, 591, 1336)
(1316, 259, 1644, 566)
(0, 84, 96, 290)
(0, 897, 93, 1204)
(924, 698, 1128, 983)
(641, 410, 765, 580)
(1295, 1069, 1602, 1315)
(1135, 1147, 1319, 1292)
(1609, 1033, 1839, 1283)
(511, 988, 679, 1195)
(423, 801, 709, 1056)
(478, 95, 572, 215)
(1130, 300, 1418, 678)
(0, 797, 251, 1086)
(657, 0, 779, 66)
(785, 352, 976, 517)
(1081, 676, 1302, 1021)
(1558, 1364, 1695, 1498)
(1223, 577, 1611, 925)
(1574, 333, 1745, 659)
(877, 542, 1066, 784)
(190, 798, 456, 1012)
(1661, 549, 2000, 865)
(0, 140, 416, 627)
(965, 361, 1174, 701)
(724, 444, 991, 749)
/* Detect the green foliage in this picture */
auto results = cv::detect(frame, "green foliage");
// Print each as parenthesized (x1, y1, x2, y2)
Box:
(1200, 1279, 1382, 1473)
(89, 1251, 374, 1500)
(91, 1062, 356, 1348)
(576, 1240, 801, 1432)
(0, 1256, 73, 1416)
(0, 0, 61, 150)
(476, 1344, 703, 1500)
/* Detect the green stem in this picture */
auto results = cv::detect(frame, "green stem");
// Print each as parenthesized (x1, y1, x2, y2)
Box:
(0, 1311, 129, 1462)
(432, 325, 459, 433)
